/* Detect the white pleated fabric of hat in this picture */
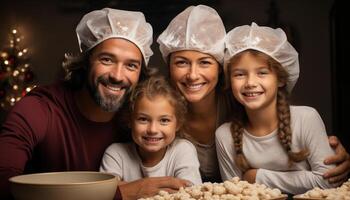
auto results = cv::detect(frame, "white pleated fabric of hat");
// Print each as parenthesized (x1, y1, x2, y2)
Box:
(225, 22, 299, 92)
(76, 7, 153, 65)
(157, 5, 226, 65)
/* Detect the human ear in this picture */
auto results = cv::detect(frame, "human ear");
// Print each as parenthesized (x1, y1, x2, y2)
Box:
(278, 81, 285, 88)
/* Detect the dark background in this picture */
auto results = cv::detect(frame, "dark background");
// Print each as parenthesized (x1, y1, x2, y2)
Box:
(0, 0, 348, 151)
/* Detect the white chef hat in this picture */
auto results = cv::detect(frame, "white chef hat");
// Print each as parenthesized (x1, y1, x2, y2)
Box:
(157, 5, 226, 64)
(225, 22, 299, 92)
(76, 8, 153, 65)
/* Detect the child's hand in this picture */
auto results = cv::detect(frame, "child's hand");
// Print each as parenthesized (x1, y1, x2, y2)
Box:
(323, 136, 350, 184)
(243, 169, 257, 184)
(118, 176, 191, 200)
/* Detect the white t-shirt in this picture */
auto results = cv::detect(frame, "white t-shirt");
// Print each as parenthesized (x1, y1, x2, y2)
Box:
(215, 106, 338, 194)
(100, 138, 202, 185)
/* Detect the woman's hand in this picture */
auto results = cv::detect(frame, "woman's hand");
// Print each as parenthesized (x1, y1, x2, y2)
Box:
(323, 136, 350, 184)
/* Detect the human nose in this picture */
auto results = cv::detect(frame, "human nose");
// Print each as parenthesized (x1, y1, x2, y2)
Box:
(147, 121, 158, 135)
(245, 74, 258, 88)
(186, 64, 199, 80)
(109, 63, 124, 82)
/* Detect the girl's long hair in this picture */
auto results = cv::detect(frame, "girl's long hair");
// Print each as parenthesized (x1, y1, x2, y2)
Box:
(225, 50, 309, 172)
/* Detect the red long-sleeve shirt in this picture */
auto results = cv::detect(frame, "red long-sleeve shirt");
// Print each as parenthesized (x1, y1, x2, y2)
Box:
(0, 82, 128, 199)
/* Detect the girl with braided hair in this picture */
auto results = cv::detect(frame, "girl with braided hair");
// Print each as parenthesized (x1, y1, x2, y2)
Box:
(215, 22, 339, 195)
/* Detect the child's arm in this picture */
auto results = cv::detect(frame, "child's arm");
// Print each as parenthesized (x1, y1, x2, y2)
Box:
(172, 139, 202, 185)
(215, 123, 243, 180)
(256, 107, 339, 194)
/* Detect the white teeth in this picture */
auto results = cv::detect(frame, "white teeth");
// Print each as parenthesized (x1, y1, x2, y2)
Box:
(106, 85, 122, 91)
(143, 137, 162, 142)
(186, 83, 203, 89)
(244, 92, 261, 97)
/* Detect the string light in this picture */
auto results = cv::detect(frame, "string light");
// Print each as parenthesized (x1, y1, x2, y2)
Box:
(0, 29, 36, 111)
(13, 70, 20, 77)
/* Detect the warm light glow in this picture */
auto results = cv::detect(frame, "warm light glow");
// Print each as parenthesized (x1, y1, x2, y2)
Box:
(1, 52, 8, 58)
(12, 29, 17, 34)
(4, 60, 9, 65)
(10, 97, 16, 103)
(21, 68, 26, 72)
(26, 87, 32, 92)
(10, 40, 14, 44)
(6, 67, 11, 71)
(24, 64, 29, 68)
(16, 38, 21, 42)
(18, 52, 23, 57)
(13, 70, 20, 76)
(16, 97, 21, 101)
(13, 85, 18, 90)
(23, 49, 28, 53)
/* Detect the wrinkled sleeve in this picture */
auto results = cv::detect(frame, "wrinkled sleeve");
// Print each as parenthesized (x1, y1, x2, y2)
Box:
(99, 144, 124, 180)
(215, 123, 242, 181)
(0, 96, 48, 199)
(173, 140, 202, 185)
(256, 108, 338, 194)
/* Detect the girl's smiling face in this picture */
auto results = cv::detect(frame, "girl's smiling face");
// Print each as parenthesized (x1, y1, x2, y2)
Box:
(131, 95, 178, 159)
(229, 52, 280, 112)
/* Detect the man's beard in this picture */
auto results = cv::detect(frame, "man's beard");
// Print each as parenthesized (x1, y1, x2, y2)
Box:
(87, 75, 132, 112)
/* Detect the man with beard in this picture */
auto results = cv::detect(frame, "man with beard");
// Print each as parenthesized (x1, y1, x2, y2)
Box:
(0, 8, 189, 200)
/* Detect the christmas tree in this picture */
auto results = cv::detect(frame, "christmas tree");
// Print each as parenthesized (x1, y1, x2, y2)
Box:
(0, 29, 36, 111)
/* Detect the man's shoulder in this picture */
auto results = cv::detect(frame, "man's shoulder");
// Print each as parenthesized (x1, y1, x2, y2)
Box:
(29, 81, 70, 99)
(23, 81, 74, 107)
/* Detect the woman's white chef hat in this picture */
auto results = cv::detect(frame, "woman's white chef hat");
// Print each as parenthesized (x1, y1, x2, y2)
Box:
(157, 5, 226, 64)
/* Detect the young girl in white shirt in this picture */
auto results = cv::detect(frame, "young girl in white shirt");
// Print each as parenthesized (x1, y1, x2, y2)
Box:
(215, 22, 338, 195)
(100, 76, 202, 186)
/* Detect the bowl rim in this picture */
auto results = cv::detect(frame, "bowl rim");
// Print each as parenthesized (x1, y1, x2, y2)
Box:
(9, 171, 117, 186)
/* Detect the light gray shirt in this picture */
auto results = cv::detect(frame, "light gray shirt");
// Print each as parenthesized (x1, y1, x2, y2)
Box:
(215, 106, 338, 194)
(100, 138, 202, 185)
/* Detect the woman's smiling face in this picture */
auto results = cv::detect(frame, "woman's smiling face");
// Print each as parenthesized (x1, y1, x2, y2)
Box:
(169, 50, 220, 103)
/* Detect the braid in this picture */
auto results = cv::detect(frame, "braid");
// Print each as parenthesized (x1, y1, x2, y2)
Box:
(229, 97, 251, 173)
(277, 89, 309, 165)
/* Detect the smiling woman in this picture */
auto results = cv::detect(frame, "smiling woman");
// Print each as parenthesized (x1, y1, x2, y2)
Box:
(157, 5, 231, 183)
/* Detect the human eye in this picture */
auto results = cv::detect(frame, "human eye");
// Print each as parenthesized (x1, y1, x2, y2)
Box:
(126, 63, 140, 71)
(199, 59, 213, 67)
(136, 116, 148, 124)
(258, 68, 270, 76)
(231, 70, 245, 78)
(160, 117, 171, 125)
(100, 56, 113, 65)
(174, 59, 189, 68)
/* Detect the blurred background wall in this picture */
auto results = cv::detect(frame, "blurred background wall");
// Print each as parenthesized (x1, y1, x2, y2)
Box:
(0, 0, 348, 150)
